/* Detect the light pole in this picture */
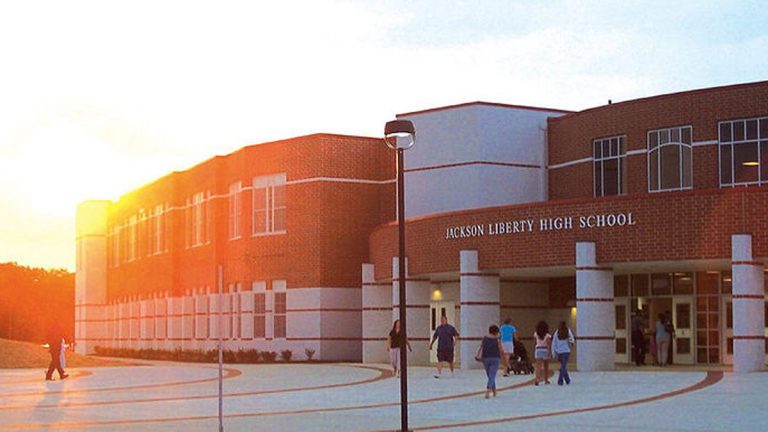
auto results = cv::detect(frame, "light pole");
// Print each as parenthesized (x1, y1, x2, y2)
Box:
(384, 119, 415, 432)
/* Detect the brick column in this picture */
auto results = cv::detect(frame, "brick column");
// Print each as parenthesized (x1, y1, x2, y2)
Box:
(732, 234, 766, 373)
(575, 241, 615, 371)
(392, 257, 431, 365)
(362, 263, 392, 364)
(459, 250, 500, 370)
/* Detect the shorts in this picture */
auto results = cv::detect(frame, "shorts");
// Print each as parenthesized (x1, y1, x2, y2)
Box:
(437, 349, 454, 363)
(534, 347, 550, 360)
(501, 341, 514, 354)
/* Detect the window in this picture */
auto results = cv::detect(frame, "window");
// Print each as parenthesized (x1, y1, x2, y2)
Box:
(274, 292, 286, 338)
(228, 181, 242, 240)
(150, 203, 165, 254)
(648, 126, 692, 192)
(254, 293, 266, 338)
(719, 116, 768, 186)
(252, 174, 287, 235)
(188, 191, 210, 247)
(138, 209, 147, 258)
(128, 215, 138, 261)
(593, 136, 627, 196)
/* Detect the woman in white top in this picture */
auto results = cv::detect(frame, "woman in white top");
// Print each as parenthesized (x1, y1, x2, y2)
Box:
(551, 321, 575, 385)
(533, 320, 552, 386)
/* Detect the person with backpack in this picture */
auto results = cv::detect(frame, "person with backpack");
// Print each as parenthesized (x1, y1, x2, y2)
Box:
(551, 321, 575, 385)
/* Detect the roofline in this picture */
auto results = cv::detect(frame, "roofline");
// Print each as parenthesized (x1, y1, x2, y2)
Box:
(397, 101, 573, 117)
(549, 79, 768, 122)
(114, 132, 381, 203)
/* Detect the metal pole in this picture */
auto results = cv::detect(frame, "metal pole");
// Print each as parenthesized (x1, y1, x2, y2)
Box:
(397, 148, 409, 432)
(217, 265, 224, 432)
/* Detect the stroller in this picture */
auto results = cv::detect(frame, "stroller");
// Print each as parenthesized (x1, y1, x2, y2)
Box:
(507, 339, 535, 375)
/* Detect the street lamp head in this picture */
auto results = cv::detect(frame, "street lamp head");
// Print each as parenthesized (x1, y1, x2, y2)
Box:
(384, 119, 415, 150)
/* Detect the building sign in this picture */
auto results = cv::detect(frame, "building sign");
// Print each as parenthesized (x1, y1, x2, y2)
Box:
(444, 212, 637, 240)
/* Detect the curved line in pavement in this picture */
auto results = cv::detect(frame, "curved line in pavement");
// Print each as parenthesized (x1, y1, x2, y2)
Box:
(406, 371, 724, 431)
(0, 372, 543, 430)
(0, 366, 242, 398)
(0, 370, 92, 385)
(0, 371, 721, 431)
(0, 364, 389, 411)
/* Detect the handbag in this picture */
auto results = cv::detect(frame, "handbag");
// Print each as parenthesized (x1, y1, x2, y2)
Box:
(475, 342, 483, 362)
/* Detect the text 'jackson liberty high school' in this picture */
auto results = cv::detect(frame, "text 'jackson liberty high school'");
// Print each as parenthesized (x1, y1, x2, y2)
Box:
(444, 212, 638, 239)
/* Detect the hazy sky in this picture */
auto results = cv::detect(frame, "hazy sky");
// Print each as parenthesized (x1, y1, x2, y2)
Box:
(1, 0, 766, 270)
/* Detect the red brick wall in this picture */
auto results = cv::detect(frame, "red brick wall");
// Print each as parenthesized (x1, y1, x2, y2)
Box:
(370, 187, 768, 280)
(548, 81, 768, 200)
(107, 134, 395, 301)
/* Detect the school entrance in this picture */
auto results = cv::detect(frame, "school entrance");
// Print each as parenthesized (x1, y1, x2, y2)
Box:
(614, 271, 768, 365)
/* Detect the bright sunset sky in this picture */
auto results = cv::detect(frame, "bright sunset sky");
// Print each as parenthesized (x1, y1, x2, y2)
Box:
(0, 1, 766, 271)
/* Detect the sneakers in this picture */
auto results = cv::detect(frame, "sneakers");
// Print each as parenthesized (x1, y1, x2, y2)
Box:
(61, 374, 69, 380)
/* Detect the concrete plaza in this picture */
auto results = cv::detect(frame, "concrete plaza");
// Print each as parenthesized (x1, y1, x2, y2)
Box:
(1, 361, 766, 431)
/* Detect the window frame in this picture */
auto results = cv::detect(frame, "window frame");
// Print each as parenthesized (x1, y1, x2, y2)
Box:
(592, 135, 627, 197)
(718, 116, 768, 187)
(228, 181, 243, 240)
(647, 125, 693, 192)
(252, 174, 287, 236)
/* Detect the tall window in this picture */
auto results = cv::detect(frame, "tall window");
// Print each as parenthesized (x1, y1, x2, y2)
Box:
(188, 191, 210, 247)
(150, 203, 165, 254)
(648, 126, 693, 192)
(593, 136, 627, 196)
(254, 292, 266, 338)
(273, 292, 286, 338)
(128, 215, 138, 261)
(228, 181, 242, 240)
(252, 174, 286, 235)
(719, 116, 768, 186)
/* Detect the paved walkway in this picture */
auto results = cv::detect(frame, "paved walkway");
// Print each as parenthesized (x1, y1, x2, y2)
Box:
(0, 362, 766, 431)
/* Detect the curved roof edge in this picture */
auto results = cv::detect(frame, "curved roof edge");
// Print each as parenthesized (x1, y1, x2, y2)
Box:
(397, 101, 574, 117)
(549, 80, 768, 122)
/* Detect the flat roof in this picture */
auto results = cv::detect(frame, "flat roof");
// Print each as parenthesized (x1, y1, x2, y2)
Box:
(397, 101, 574, 117)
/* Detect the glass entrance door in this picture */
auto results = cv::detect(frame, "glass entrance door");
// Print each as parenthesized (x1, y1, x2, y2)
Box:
(614, 298, 630, 363)
(429, 301, 455, 363)
(673, 296, 694, 364)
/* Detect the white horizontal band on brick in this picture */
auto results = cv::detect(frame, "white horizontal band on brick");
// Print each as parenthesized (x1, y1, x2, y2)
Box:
(626, 149, 647, 156)
(159, 177, 394, 213)
(548, 157, 592, 170)
(286, 177, 396, 186)
(692, 140, 718, 147)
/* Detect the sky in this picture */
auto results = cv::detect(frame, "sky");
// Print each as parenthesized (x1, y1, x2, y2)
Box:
(0, 0, 766, 271)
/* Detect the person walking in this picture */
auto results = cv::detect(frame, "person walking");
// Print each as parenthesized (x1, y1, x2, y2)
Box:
(386, 319, 411, 377)
(533, 320, 552, 385)
(429, 315, 459, 378)
(45, 329, 68, 381)
(499, 317, 517, 376)
(551, 321, 575, 385)
(475, 325, 507, 399)
(631, 314, 646, 366)
(655, 313, 671, 366)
